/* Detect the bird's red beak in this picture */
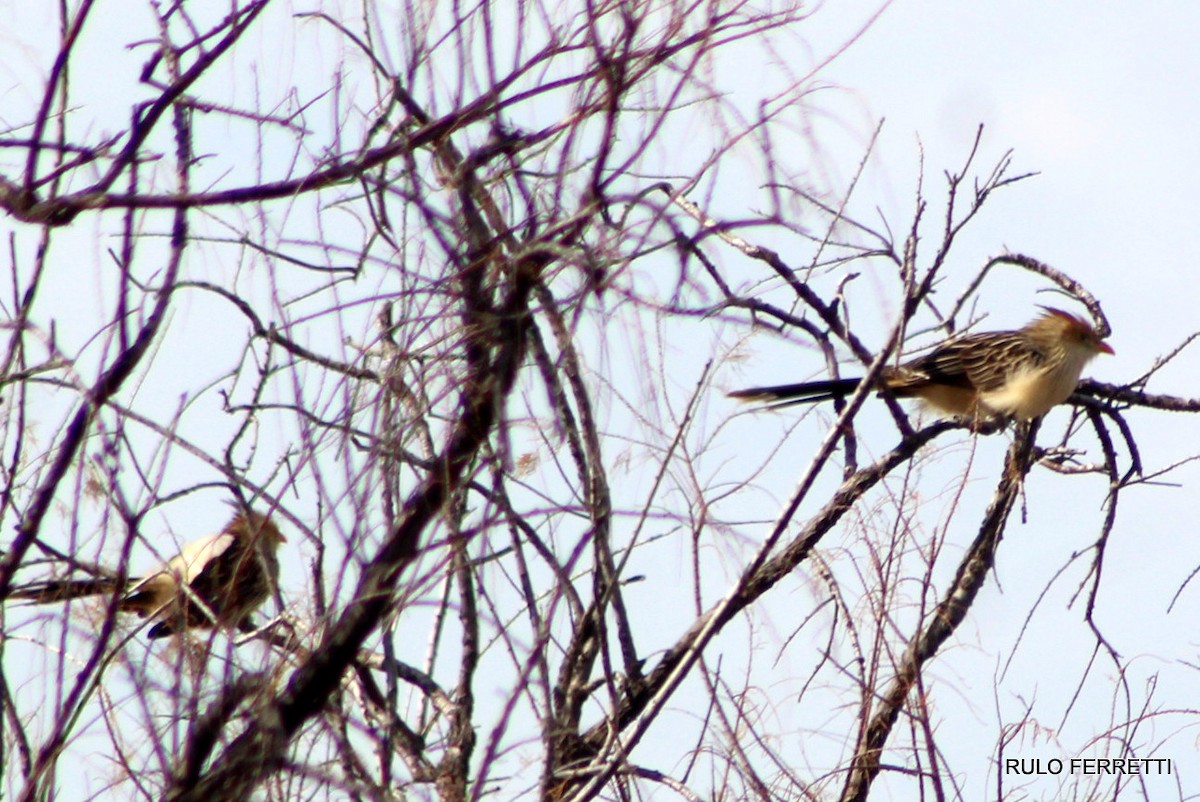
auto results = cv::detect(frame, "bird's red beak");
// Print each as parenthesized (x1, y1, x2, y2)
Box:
(1097, 341, 1114, 355)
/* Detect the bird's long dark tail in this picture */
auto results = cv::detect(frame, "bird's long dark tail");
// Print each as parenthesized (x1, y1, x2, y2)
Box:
(728, 378, 864, 409)
(8, 577, 124, 604)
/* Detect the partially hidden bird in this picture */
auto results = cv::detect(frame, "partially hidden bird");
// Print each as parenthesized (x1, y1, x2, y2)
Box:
(9, 510, 285, 639)
(729, 307, 1113, 420)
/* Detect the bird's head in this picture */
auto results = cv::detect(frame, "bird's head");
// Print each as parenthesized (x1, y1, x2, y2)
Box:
(228, 509, 287, 546)
(1032, 306, 1114, 356)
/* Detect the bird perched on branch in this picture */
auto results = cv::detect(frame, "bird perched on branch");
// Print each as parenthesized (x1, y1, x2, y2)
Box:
(10, 510, 285, 639)
(729, 307, 1113, 420)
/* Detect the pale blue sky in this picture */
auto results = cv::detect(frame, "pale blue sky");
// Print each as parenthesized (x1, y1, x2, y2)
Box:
(812, 2, 1199, 345)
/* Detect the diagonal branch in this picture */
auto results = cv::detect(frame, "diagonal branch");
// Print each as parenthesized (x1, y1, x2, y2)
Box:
(566, 419, 957, 802)
(165, 250, 545, 802)
(838, 419, 1041, 802)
